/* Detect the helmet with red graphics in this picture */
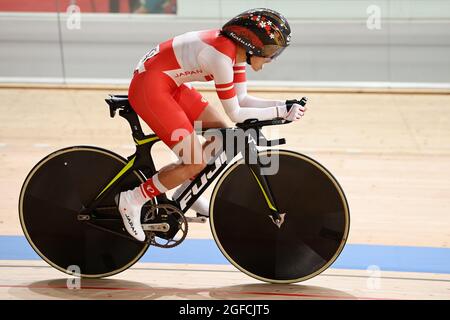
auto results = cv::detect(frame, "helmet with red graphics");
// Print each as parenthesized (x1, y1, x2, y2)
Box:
(221, 8, 291, 59)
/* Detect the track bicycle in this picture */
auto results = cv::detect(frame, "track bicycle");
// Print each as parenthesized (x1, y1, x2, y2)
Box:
(19, 95, 350, 283)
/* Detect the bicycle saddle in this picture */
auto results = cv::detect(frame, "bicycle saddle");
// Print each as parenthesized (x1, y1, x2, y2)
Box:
(105, 95, 132, 117)
(105, 95, 130, 108)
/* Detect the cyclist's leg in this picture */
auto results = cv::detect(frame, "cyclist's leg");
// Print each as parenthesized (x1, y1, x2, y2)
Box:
(155, 85, 218, 191)
(116, 75, 209, 240)
(169, 106, 225, 216)
(196, 102, 229, 129)
(157, 131, 206, 188)
(169, 84, 228, 216)
(175, 83, 228, 129)
(196, 103, 228, 163)
(129, 82, 209, 187)
(173, 83, 227, 161)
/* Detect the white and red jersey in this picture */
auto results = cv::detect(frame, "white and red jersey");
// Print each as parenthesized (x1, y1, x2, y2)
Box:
(134, 29, 284, 123)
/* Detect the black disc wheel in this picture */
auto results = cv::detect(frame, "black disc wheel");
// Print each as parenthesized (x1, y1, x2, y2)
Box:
(19, 146, 150, 278)
(210, 150, 350, 283)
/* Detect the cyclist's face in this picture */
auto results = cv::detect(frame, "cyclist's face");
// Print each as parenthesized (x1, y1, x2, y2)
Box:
(250, 56, 273, 71)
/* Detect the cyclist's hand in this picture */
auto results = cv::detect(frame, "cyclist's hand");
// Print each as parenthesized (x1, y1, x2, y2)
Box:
(286, 103, 306, 121)
(277, 103, 306, 122)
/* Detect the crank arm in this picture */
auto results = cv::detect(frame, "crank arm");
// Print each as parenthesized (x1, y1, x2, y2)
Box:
(185, 216, 208, 224)
(142, 223, 170, 232)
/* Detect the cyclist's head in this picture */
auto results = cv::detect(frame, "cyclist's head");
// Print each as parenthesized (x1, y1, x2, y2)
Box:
(221, 8, 291, 60)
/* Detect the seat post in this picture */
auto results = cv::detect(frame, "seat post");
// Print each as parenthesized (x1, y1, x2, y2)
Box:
(119, 107, 145, 141)
(105, 94, 146, 141)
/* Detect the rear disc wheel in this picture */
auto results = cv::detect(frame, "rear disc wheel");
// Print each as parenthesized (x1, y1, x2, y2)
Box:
(19, 146, 151, 278)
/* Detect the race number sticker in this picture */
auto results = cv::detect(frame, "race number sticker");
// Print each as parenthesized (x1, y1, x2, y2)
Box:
(135, 45, 160, 74)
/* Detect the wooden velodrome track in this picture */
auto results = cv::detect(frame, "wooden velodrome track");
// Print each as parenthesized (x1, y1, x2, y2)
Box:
(0, 85, 449, 300)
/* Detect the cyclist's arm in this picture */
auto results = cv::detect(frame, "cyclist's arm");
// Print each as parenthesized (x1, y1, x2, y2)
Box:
(220, 94, 280, 123)
(199, 49, 281, 122)
(233, 63, 285, 108)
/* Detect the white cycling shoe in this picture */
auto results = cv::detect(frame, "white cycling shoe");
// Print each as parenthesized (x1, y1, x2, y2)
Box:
(115, 191, 146, 242)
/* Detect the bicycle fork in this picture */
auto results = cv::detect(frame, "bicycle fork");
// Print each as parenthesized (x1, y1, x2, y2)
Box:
(248, 163, 286, 228)
(244, 133, 286, 228)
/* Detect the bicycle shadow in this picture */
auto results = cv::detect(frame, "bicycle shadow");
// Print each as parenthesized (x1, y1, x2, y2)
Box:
(209, 283, 356, 300)
(9, 278, 356, 300)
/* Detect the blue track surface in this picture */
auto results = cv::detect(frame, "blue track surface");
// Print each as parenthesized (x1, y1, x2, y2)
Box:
(1, 236, 449, 274)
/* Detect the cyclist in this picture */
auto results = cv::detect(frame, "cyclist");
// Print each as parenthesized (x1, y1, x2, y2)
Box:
(116, 8, 307, 241)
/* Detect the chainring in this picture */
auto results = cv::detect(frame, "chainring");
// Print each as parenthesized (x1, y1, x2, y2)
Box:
(143, 203, 188, 248)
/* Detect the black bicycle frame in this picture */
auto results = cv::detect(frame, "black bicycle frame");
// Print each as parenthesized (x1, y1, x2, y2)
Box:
(82, 97, 287, 223)
(175, 125, 284, 221)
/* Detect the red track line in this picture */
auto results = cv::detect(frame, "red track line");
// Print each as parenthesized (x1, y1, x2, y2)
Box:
(0, 284, 391, 300)
(237, 291, 391, 300)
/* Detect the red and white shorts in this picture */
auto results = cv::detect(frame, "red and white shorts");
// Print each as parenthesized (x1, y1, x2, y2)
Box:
(128, 42, 208, 148)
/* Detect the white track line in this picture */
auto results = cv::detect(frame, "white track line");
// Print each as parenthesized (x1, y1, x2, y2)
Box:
(1, 77, 449, 90)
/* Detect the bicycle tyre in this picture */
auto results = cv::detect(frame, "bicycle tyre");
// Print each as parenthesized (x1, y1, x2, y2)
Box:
(19, 146, 150, 278)
(210, 150, 350, 283)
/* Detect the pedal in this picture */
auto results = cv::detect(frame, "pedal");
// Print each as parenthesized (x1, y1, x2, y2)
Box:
(142, 223, 170, 232)
(77, 214, 91, 221)
(186, 216, 208, 224)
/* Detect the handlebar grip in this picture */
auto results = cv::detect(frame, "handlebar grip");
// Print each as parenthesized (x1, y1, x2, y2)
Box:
(299, 97, 308, 106)
(286, 96, 308, 110)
